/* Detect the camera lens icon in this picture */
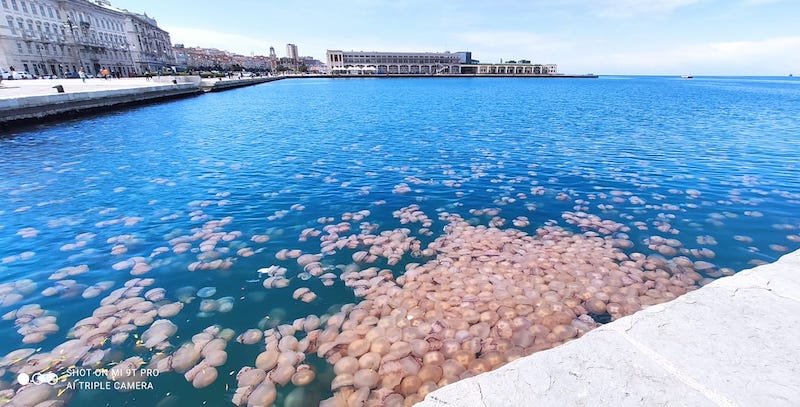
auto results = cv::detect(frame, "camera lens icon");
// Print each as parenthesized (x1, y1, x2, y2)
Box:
(30, 372, 59, 385)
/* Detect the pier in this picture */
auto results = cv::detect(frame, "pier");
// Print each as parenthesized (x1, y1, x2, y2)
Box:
(0, 76, 282, 128)
(419, 249, 800, 406)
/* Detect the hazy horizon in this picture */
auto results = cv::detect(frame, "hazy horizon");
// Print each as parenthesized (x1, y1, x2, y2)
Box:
(110, 0, 799, 76)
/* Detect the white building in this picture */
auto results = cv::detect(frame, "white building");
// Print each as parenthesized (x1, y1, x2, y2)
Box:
(326, 50, 461, 75)
(469, 62, 558, 75)
(125, 11, 174, 73)
(0, 0, 173, 77)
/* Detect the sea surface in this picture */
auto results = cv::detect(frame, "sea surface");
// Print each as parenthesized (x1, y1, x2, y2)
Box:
(1, 76, 799, 406)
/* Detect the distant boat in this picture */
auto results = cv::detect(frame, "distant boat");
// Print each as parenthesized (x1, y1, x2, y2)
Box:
(680, 75, 693, 79)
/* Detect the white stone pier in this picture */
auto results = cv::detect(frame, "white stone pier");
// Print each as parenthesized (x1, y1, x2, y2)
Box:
(419, 250, 800, 406)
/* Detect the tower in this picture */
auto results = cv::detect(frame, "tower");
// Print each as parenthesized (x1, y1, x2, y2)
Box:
(286, 44, 298, 63)
(269, 47, 277, 72)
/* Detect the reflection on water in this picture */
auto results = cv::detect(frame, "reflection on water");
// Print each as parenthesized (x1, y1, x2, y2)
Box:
(0, 76, 799, 406)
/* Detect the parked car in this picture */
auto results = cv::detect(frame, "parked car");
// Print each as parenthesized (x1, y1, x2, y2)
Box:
(1, 68, 13, 79)
(12, 71, 34, 79)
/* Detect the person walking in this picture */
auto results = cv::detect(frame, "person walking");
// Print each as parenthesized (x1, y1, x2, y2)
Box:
(79, 69, 86, 83)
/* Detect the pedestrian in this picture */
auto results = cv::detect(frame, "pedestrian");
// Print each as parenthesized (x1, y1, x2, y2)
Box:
(79, 69, 86, 83)
(145, 71, 151, 81)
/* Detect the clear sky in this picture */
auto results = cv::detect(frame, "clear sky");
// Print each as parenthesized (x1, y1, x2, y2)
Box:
(109, 0, 799, 75)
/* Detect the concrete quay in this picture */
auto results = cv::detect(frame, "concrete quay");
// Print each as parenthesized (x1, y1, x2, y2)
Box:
(199, 76, 283, 92)
(419, 249, 800, 407)
(0, 76, 277, 127)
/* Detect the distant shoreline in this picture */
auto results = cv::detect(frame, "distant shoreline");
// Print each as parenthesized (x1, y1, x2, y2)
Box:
(306, 73, 599, 79)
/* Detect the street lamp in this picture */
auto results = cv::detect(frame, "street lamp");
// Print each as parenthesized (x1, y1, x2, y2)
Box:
(63, 19, 84, 74)
(36, 43, 46, 77)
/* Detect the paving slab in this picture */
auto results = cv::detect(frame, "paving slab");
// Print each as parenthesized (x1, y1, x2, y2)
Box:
(423, 328, 720, 407)
(419, 250, 800, 407)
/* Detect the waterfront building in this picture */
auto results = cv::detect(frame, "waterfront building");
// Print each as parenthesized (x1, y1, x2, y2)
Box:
(464, 61, 558, 75)
(326, 49, 461, 75)
(174, 45, 270, 73)
(0, 0, 132, 77)
(326, 49, 559, 76)
(124, 10, 175, 73)
(172, 43, 187, 70)
(0, 0, 173, 77)
(298, 55, 325, 73)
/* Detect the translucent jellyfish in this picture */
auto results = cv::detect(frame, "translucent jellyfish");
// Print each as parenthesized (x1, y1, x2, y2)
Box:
(217, 297, 235, 313)
(197, 287, 217, 298)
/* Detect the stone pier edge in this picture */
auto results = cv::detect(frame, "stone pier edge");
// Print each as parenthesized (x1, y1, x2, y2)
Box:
(418, 249, 800, 406)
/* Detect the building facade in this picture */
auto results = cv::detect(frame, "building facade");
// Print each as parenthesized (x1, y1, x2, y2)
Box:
(172, 45, 271, 73)
(125, 11, 174, 73)
(1, 0, 172, 77)
(468, 62, 558, 75)
(326, 49, 560, 76)
(326, 50, 461, 75)
(285, 43, 297, 62)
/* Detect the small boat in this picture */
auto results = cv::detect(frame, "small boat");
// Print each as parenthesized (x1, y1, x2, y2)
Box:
(680, 75, 693, 79)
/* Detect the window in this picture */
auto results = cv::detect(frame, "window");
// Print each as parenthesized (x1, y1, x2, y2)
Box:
(10, 0, 17, 11)
(16, 41, 22, 52)
(47, 7, 53, 18)
(30, 1, 35, 14)
(1, 0, 7, 10)
(39, 5, 44, 16)
(6, 15, 13, 34)
(19, 0, 25, 13)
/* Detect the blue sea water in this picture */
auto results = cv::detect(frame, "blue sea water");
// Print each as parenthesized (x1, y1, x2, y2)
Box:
(1, 76, 799, 406)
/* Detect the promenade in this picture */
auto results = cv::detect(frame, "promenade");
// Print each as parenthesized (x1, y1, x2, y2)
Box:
(420, 249, 800, 406)
(0, 76, 279, 127)
(0, 76, 188, 100)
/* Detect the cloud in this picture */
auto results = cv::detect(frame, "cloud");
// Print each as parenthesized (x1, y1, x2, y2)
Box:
(163, 26, 274, 55)
(740, 0, 786, 5)
(454, 31, 572, 63)
(591, 0, 701, 18)
(569, 36, 800, 75)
